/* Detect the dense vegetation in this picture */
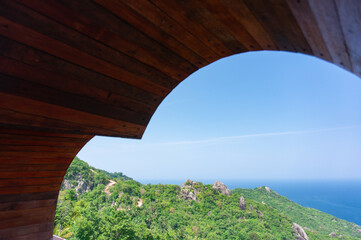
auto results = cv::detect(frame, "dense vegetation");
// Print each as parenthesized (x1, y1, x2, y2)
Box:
(55, 158, 361, 239)
(232, 188, 361, 239)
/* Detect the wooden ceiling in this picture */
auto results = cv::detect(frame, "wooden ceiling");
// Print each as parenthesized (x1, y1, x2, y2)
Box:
(0, 0, 360, 239)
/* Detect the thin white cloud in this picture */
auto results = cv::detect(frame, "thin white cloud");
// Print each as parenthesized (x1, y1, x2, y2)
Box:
(156, 125, 361, 146)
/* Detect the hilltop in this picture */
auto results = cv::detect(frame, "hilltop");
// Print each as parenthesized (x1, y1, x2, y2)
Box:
(54, 158, 361, 239)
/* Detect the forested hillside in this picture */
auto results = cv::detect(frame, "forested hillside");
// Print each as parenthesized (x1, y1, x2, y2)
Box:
(54, 158, 361, 239)
(232, 187, 361, 239)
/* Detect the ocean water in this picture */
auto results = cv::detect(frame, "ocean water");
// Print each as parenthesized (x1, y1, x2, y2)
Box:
(139, 179, 361, 225)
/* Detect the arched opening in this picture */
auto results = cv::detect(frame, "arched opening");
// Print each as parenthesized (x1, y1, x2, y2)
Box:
(80, 51, 361, 181)
(60, 51, 361, 238)
(0, 0, 360, 239)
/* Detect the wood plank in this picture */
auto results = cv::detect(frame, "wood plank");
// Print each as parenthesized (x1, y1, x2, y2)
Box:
(219, 0, 278, 50)
(0, 191, 59, 203)
(0, 49, 157, 117)
(151, 0, 249, 54)
(308, 0, 352, 71)
(334, 0, 361, 77)
(0, 93, 145, 138)
(0, 108, 135, 138)
(0, 150, 76, 159)
(6, 230, 52, 240)
(0, 164, 70, 172)
(0, 16, 170, 96)
(0, 177, 63, 188)
(0, 138, 85, 147)
(200, 0, 262, 51)
(0, 171, 66, 179)
(0, 199, 56, 211)
(0, 63, 151, 125)
(0, 145, 79, 153)
(0, 128, 91, 139)
(3, 0, 184, 86)
(0, 36, 162, 110)
(0, 158, 71, 164)
(243, 0, 312, 53)
(72, 0, 216, 65)
(0, 222, 53, 239)
(15, 0, 198, 81)
(0, 133, 88, 146)
(0, 184, 61, 195)
(286, 0, 332, 62)
(141, 0, 233, 57)
(0, 206, 56, 219)
(0, 206, 56, 229)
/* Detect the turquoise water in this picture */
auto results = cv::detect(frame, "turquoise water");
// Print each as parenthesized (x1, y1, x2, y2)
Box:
(139, 179, 361, 225)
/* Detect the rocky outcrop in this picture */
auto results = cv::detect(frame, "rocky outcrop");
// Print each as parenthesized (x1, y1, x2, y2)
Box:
(329, 232, 343, 238)
(61, 174, 93, 197)
(239, 196, 246, 210)
(62, 179, 73, 190)
(75, 180, 89, 196)
(212, 181, 231, 196)
(180, 179, 203, 201)
(292, 223, 309, 240)
(137, 198, 143, 207)
(265, 186, 271, 192)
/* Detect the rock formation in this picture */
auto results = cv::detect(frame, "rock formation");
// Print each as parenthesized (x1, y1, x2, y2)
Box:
(239, 196, 246, 210)
(265, 186, 271, 192)
(292, 223, 309, 240)
(180, 179, 203, 201)
(137, 198, 143, 207)
(329, 232, 344, 238)
(63, 177, 91, 197)
(212, 181, 231, 196)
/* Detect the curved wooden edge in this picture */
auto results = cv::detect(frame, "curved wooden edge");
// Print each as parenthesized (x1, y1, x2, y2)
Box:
(0, 129, 92, 240)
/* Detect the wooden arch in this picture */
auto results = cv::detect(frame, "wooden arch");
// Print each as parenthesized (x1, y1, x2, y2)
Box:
(0, 0, 360, 239)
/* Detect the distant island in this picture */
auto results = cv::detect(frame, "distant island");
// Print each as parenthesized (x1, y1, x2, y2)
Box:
(54, 157, 361, 239)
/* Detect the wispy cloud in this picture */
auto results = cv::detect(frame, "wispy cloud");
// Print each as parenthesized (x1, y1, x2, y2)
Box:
(156, 125, 361, 147)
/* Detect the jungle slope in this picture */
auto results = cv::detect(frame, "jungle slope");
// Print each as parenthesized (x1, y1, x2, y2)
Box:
(54, 158, 361, 239)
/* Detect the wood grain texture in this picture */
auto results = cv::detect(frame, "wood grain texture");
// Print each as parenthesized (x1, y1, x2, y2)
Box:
(286, 0, 333, 61)
(308, 0, 353, 72)
(0, 130, 90, 239)
(4, 0, 185, 86)
(95, 0, 221, 63)
(0, 16, 170, 97)
(0, 1, 360, 238)
(334, 0, 361, 77)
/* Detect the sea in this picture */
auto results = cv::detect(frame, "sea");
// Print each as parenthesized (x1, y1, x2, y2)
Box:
(139, 179, 361, 226)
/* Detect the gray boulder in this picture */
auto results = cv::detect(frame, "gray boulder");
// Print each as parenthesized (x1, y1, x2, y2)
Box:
(292, 223, 309, 240)
(239, 196, 246, 210)
(180, 179, 202, 201)
(212, 181, 231, 196)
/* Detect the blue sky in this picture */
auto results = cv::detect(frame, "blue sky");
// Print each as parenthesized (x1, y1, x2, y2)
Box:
(78, 51, 361, 181)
